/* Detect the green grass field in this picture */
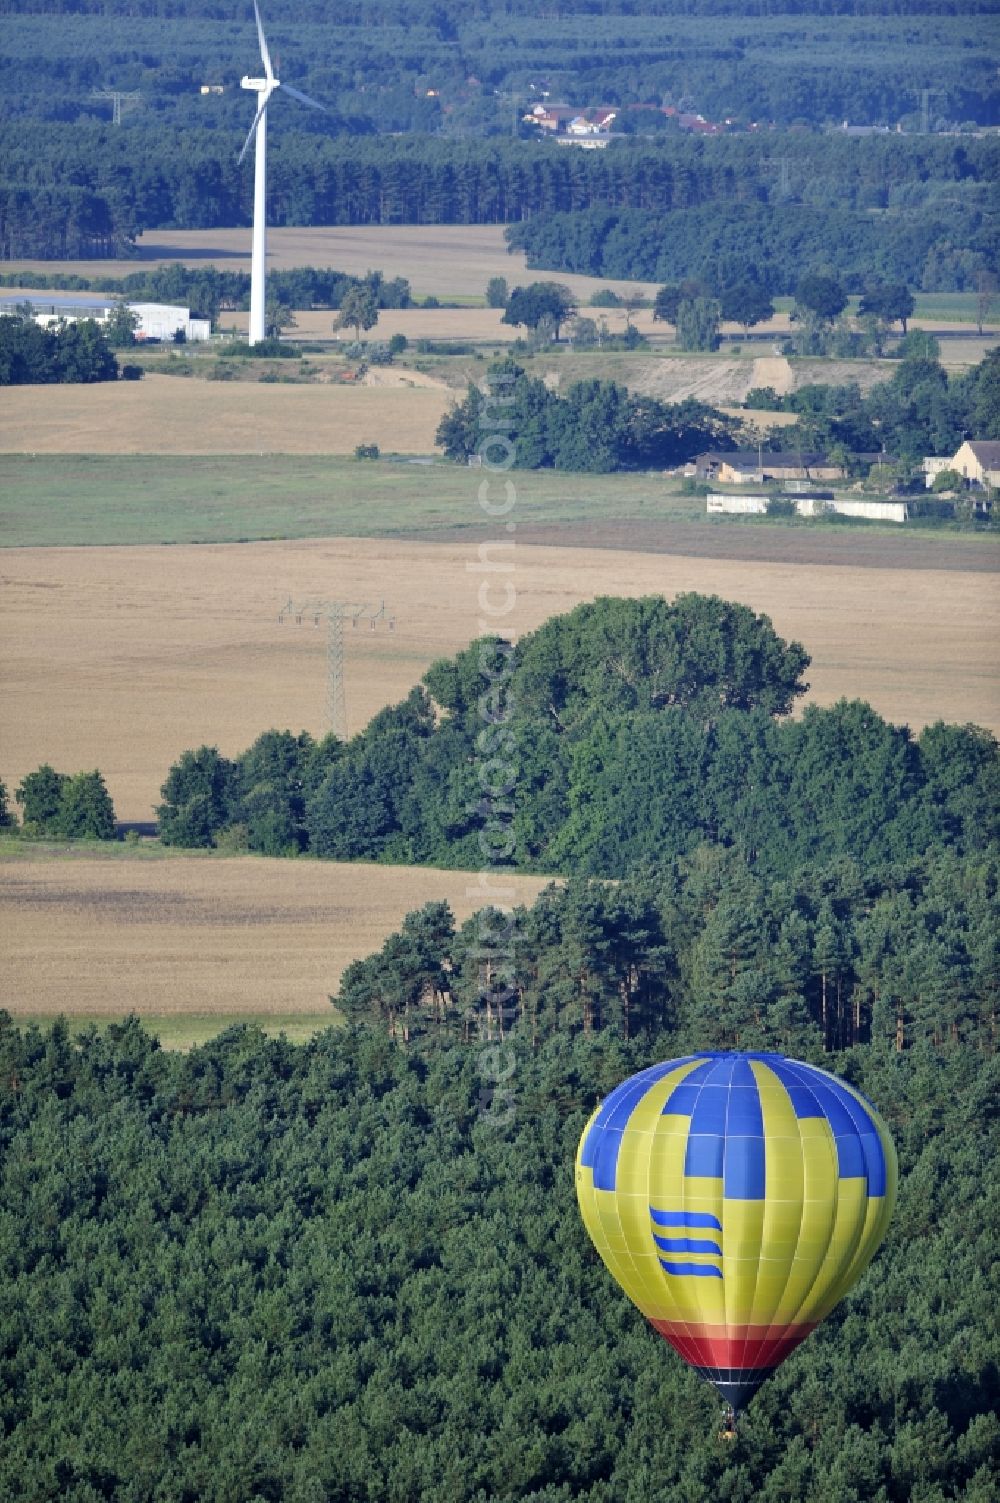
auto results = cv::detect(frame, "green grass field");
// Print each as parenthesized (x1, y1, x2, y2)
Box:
(774, 293, 990, 325)
(3, 455, 997, 550)
(0, 454, 707, 547)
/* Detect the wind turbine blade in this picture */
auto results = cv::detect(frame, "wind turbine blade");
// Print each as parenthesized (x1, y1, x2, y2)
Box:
(253, 0, 274, 81)
(282, 82, 327, 112)
(238, 96, 268, 164)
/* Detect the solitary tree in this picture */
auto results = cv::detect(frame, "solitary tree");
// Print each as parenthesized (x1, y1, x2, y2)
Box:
(652, 280, 707, 326)
(975, 269, 997, 337)
(485, 276, 508, 309)
(622, 287, 645, 329)
(569, 315, 598, 348)
(265, 296, 297, 340)
(675, 297, 721, 351)
(59, 771, 117, 840)
(104, 301, 140, 349)
(15, 764, 68, 832)
(720, 280, 775, 333)
(502, 283, 575, 341)
(794, 273, 847, 324)
(859, 282, 915, 334)
(336, 283, 380, 341)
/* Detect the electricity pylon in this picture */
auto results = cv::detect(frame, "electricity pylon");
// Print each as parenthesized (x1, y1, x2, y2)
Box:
(763, 156, 791, 198)
(919, 89, 944, 135)
(277, 598, 395, 741)
(90, 89, 141, 125)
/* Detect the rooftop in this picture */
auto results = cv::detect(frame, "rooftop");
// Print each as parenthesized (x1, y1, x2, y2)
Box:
(965, 440, 1000, 465)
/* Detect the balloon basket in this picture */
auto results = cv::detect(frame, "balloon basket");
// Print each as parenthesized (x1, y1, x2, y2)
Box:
(718, 1404, 738, 1442)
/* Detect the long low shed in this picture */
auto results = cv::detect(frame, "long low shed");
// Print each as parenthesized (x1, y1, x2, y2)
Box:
(708, 494, 908, 523)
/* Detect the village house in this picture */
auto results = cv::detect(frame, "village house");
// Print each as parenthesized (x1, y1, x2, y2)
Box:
(525, 103, 578, 132)
(694, 450, 846, 484)
(950, 440, 1000, 488)
(565, 108, 616, 135)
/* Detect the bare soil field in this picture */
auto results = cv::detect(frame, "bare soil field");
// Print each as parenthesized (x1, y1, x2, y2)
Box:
(0, 847, 547, 1026)
(2, 536, 996, 825)
(0, 375, 449, 456)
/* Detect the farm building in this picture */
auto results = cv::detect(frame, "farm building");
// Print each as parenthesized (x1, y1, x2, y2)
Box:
(949, 440, 1000, 488)
(923, 456, 955, 487)
(695, 450, 846, 483)
(0, 292, 210, 342)
(708, 493, 908, 523)
(707, 493, 768, 515)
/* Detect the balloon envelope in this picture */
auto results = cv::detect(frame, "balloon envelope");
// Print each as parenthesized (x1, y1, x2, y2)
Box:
(575, 1051, 897, 1412)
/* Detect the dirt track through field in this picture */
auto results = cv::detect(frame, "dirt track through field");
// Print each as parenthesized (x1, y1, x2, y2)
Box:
(2, 535, 996, 824)
(0, 852, 547, 1018)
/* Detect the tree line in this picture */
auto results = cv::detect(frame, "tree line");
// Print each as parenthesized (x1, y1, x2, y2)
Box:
(337, 846, 998, 1055)
(1, 122, 995, 268)
(436, 358, 736, 472)
(751, 345, 1000, 461)
(506, 199, 998, 296)
(154, 595, 999, 882)
(1, 767, 117, 838)
(0, 314, 123, 385)
(0, 265, 413, 326)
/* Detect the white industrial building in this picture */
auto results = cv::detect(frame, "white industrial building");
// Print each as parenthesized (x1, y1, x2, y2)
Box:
(0, 292, 210, 342)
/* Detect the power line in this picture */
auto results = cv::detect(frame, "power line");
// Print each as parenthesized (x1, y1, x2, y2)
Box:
(277, 598, 395, 740)
(763, 156, 791, 199)
(90, 89, 141, 125)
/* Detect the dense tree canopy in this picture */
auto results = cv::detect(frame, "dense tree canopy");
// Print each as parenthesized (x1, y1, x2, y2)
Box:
(0, 315, 118, 385)
(436, 360, 735, 471)
(3, 0, 997, 139)
(14, 764, 117, 838)
(506, 188, 998, 296)
(752, 346, 1000, 459)
(0, 990, 995, 1499)
(1, 118, 996, 278)
(156, 594, 1000, 881)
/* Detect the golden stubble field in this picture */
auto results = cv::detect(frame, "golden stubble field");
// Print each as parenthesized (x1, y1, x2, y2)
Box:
(2, 535, 997, 826)
(0, 851, 548, 1024)
(0, 375, 450, 456)
(4, 225, 656, 303)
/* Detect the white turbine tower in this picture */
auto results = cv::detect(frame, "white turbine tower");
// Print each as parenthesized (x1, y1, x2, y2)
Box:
(239, 0, 325, 345)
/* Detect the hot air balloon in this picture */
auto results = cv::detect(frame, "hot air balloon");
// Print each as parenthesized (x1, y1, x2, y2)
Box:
(575, 1051, 897, 1426)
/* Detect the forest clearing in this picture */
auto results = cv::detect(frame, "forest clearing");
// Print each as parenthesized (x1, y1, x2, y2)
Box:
(2, 533, 997, 824)
(0, 845, 547, 1039)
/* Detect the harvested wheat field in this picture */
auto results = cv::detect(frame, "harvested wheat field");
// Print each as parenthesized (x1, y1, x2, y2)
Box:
(2, 225, 659, 303)
(0, 375, 449, 456)
(0, 848, 547, 1032)
(227, 306, 779, 345)
(2, 536, 997, 825)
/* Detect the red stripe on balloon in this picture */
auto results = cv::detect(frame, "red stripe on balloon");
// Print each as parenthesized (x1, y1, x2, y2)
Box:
(650, 1321, 817, 1370)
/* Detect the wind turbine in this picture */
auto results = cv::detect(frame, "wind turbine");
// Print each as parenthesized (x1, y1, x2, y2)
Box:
(239, 0, 325, 345)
